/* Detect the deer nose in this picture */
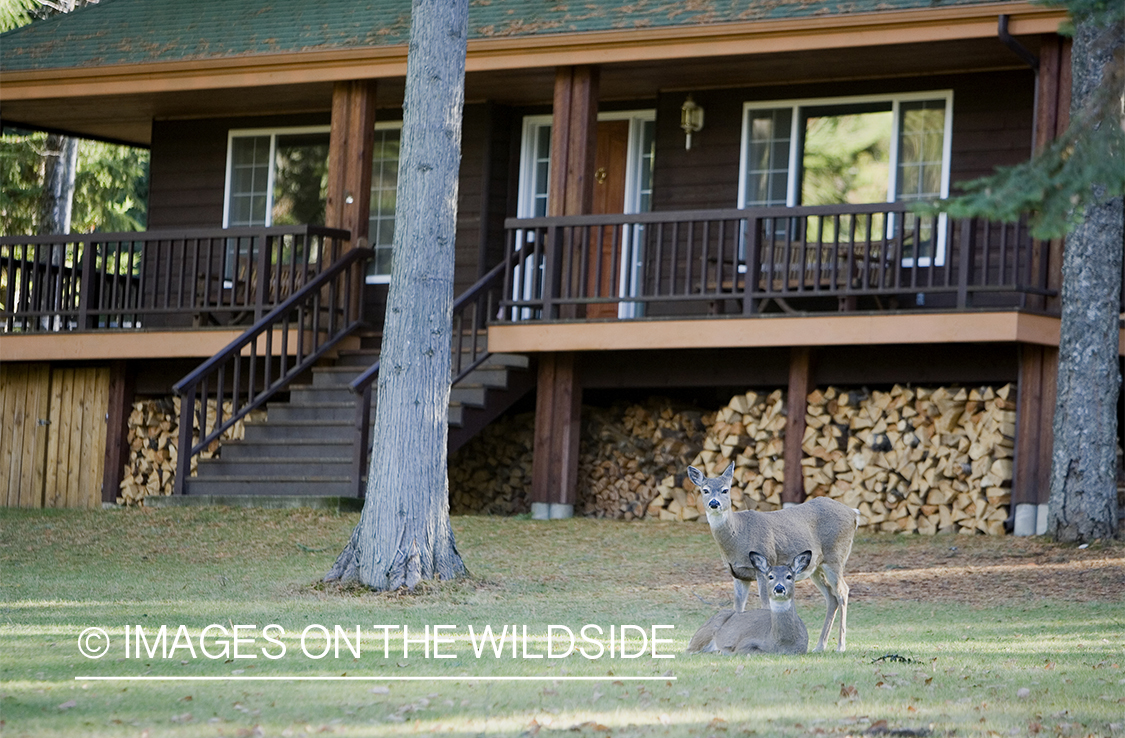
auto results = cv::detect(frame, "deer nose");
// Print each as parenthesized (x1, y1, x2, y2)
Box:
(708, 499, 721, 509)
(773, 583, 786, 595)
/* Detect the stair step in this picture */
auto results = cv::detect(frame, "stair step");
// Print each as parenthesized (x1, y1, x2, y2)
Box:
(312, 366, 364, 387)
(243, 420, 353, 441)
(449, 384, 487, 408)
(183, 477, 355, 496)
(288, 384, 356, 404)
(266, 402, 369, 422)
(196, 457, 351, 478)
(221, 439, 353, 459)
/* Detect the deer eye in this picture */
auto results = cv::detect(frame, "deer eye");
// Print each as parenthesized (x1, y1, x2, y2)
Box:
(767, 574, 774, 580)
(721, 488, 730, 495)
(786, 574, 793, 580)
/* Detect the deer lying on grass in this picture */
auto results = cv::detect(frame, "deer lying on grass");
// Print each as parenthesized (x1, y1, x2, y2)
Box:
(687, 462, 860, 652)
(687, 550, 812, 655)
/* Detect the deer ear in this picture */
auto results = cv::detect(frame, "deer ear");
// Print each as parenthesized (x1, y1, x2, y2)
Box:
(686, 466, 705, 487)
(721, 461, 735, 484)
(792, 550, 813, 575)
(749, 551, 769, 574)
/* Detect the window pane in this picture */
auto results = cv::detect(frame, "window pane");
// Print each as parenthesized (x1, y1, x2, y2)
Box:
(368, 127, 402, 278)
(897, 100, 946, 201)
(228, 136, 270, 226)
(272, 132, 330, 226)
(801, 109, 892, 205)
(744, 108, 791, 206)
(638, 120, 655, 213)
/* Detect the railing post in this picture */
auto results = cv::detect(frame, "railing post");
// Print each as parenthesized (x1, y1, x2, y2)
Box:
(254, 234, 271, 322)
(957, 216, 976, 309)
(542, 225, 560, 320)
(742, 216, 760, 316)
(174, 384, 196, 495)
(77, 237, 95, 328)
(352, 383, 372, 499)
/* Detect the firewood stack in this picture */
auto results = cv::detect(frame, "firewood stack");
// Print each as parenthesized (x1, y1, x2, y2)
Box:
(448, 412, 535, 515)
(119, 397, 265, 505)
(646, 389, 789, 521)
(577, 402, 710, 520)
(803, 383, 1017, 535)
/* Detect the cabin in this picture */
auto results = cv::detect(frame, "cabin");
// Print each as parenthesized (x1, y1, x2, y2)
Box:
(1, 0, 1104, 534)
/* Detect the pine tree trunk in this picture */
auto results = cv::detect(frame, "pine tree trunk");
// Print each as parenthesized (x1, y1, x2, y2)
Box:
(1047, 16, 1124, 543)
(325, 0, 469, 589)
(39, 133, 77, 235)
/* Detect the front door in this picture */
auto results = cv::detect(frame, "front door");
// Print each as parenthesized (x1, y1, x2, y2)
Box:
(586, 120, 630, 319)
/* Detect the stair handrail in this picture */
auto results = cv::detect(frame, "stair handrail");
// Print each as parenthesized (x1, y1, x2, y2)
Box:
(348, 259, 510, 497)
(172, 242, 372, 494)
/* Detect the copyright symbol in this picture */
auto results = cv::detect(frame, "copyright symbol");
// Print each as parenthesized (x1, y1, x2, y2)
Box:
(78, 627, 110, 659)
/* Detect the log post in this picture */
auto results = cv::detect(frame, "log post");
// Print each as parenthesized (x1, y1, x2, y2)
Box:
(326, 79, 378, 247)
(783, 347, 813, 506)
(529, 66, 599, 518)
(102, 361, 134, 505)
(1013, 344, 1058, 535)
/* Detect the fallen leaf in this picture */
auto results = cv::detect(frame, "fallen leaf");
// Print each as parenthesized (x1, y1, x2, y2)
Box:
(57, 700, 77, 710)
(370, 686, 390, 695)
(659, 713, 672, 726)
(1017, 687, 1031, 699)
(840, 684, 859, 699)
(170, 712, 193, 724)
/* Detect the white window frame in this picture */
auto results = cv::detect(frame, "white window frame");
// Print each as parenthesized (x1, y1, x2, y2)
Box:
(365, 120, 404, 284)
(737, 90, 954, 266)
(222, 125, 331, 228)
(516, 111, 656, 317)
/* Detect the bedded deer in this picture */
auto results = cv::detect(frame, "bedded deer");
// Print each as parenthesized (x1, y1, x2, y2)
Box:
(687, 550, 812, 655)
(687, 462, 860, 652)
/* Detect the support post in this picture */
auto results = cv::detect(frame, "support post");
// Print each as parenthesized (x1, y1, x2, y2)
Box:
(1012, 344, 1058, 534)
(102, 360, 134, 505)
(531, 352, 582, 519)
(783, 347, 813, 507)
(530, 65, 599, 518)
(326, 79, 378, 247)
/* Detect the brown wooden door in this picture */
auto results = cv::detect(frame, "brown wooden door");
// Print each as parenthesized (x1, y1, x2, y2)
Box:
(586, 120, 630, 319)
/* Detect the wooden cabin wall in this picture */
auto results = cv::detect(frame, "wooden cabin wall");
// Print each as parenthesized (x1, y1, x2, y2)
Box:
(1, 363, 110, 509)
(645, 70, 1035, 317)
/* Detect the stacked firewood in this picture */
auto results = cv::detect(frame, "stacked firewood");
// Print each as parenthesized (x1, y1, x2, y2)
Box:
(118, 397, 264, 505)
(447, 400, 711, 519)
(647, 389, 789, 521)
(448, 412, 535, 515)
(804, 384, 1016, 535)
(577, 401, 710, 520)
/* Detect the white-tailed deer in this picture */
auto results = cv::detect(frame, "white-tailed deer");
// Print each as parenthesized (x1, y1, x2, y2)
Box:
(687, 462, 859, 652)
(687, 550, 812, 655)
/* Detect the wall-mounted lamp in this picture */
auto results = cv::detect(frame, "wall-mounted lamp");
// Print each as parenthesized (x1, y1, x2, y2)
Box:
(680, 94, 704, 150)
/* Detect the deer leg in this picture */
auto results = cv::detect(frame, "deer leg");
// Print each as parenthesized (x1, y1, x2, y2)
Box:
(809, 567, 840, 653)
(819, 566, 849, 652)
(757, 573, 770, 608)
(733, 577, 752, 613)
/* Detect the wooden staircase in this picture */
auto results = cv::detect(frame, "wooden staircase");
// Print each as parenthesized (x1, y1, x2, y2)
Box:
(182, 333, 533, 499)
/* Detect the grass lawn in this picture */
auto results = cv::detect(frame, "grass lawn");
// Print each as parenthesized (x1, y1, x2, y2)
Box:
(1, 507, 1123, 738)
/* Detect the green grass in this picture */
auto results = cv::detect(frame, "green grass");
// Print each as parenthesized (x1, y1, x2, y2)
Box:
(1, 507, 1123, 738)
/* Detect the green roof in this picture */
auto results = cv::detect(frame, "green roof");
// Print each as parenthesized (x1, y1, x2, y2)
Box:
(2, 0, 1021, 73)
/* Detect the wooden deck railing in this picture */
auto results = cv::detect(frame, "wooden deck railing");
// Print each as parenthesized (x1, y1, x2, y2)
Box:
(0, 225, 349, 332)
(170, 245, 372, 494)
(500, 204, 1056, 320)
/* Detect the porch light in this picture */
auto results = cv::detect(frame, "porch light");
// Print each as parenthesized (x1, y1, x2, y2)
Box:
(680, 94, 704, 150)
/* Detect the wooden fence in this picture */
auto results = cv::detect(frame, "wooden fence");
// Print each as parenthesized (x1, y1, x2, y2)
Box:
(1, 363, 109, 508)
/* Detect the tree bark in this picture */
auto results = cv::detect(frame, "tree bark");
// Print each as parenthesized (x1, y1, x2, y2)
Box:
(39, 133, 77, 235)
(326, 0, 469, 588)
(1047, 16, 1125, 543)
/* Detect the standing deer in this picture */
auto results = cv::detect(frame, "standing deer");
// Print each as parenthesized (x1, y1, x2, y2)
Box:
(687, 550, 812, 655)
(687, 462, 859, 652)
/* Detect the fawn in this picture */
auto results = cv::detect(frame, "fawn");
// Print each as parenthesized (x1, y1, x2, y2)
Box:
(688, 461, 859, 652)
(687, 550, 812, 655)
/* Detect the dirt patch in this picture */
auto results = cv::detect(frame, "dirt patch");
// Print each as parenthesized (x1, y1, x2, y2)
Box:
(681, 533, 1125, 607)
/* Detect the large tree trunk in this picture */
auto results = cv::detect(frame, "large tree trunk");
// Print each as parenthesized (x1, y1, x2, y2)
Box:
(39, 133, 78, 235)
(1047, 16, 1124, 543)
(325, 0, 469, 589)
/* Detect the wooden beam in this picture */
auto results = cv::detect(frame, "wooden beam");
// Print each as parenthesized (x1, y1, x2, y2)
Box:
(2, 330, 362, 362)
(488, 312, 1108, 354)
(102, 360, 134, 506)
(1013, 344, 1044, 509)
(783, 347, 812, 506)
(0, 4, 1066, 100)
(1036, 346, 1058, 504)
(326, 79, 377, 246)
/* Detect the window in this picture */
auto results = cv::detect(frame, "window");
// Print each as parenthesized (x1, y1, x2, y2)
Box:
(224, 123, 402, 281)
(738, 92, 953, 263)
